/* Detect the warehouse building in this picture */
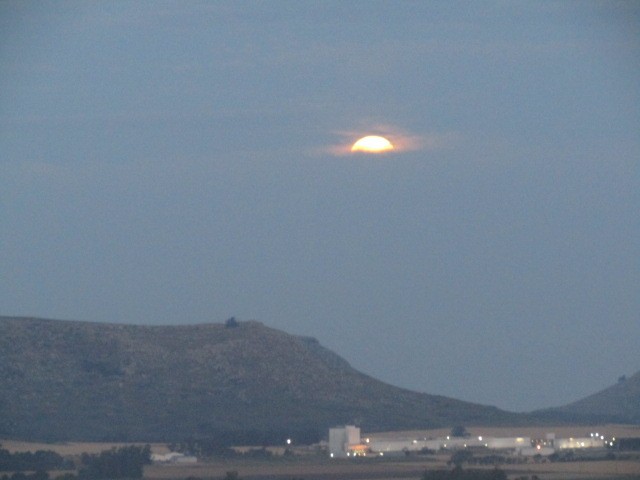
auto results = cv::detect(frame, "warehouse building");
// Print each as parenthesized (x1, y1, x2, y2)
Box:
(328, 426, 616, 458)
(329, 425, 362, 458)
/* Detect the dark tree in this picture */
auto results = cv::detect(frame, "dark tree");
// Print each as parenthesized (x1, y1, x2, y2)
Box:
(225, 317, 239, 328)
(78, 445, 150, 480)
(449, 449, 473, 467)
(0, 449, 67, 472)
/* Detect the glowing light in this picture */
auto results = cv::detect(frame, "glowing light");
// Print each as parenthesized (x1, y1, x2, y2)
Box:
(351, 135, 394, 153)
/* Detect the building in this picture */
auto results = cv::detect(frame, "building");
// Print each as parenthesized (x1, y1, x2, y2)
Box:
(520, 446, 555, 457)
(150, 452, 197, 464)
(555, 437, 605, 449)
(367, 436, 531, 455)
(485, 437, 531, 451)
(329, 427, 615, 458)
(329, 425, 361, 458)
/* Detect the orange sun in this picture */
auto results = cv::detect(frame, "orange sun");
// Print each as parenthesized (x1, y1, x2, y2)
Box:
(351, 135, 394, 153)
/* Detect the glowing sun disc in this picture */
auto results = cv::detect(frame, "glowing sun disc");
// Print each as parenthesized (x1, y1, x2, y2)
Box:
(351, 135, 394, 153)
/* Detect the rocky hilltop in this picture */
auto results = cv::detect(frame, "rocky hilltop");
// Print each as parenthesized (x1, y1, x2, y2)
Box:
(0, 316, 523, 442)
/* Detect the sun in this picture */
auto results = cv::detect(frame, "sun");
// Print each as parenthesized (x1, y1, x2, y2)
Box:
(351, 135, 394, 153)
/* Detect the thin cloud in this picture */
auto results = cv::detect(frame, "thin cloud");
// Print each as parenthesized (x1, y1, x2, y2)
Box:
(323, 125, 459, 156)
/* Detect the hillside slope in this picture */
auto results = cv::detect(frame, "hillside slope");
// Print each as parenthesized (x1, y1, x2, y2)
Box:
(536, 371, 640, 424)
(0, 316, 524, 442)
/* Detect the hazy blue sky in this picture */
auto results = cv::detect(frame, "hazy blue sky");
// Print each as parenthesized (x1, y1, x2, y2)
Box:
(1, 1, 638, 412)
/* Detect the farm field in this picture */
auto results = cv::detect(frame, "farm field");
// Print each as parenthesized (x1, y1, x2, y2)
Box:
(141, 456, 640, 480)
(0, 440, 170, 456)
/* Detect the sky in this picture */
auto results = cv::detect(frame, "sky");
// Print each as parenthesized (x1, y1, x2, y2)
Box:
(1, 1, 639, 413)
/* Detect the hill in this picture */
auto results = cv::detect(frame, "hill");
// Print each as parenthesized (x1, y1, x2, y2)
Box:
(0, 316, 525, 442)
(535, 371, 640, 424)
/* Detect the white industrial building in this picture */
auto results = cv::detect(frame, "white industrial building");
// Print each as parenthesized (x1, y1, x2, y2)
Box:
(150, 452, 197, 464)
(329, 425, 362, 458)
(367, 439, 431, 454)
(367, 436, 531, 455)
(328, 427, 613, 459)
(555, 437, 605, 449)
(520, 446, 555, 457)
(485, 437, 531, 450)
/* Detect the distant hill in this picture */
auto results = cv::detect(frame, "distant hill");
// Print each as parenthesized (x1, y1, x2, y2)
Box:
(0, 316, 525, 442)
(534, 371, 640, 424)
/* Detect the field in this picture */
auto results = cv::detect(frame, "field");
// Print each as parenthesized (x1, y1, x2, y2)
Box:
(0, 440, 170, 456)
(2, 424, 640, 480)
(141, 456, 640, 480)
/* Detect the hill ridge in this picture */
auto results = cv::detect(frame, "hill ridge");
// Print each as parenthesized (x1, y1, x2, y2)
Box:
(535, 370, 640, 424)
(1, 315, 526, 442)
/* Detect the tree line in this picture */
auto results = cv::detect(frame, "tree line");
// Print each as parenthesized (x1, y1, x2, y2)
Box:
(170, 428, 320, 458)
(0, 445, 149, 480)
(77, 445, 150, 479)
(0, 449, 70, 472)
